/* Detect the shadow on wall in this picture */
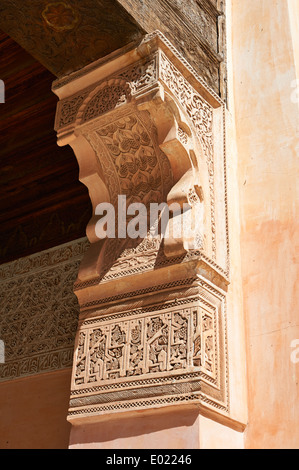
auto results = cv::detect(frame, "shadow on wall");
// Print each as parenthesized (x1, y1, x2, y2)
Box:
(69, 406, 199, 449)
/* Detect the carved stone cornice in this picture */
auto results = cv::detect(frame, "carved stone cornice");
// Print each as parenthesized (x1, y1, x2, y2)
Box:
(53, 31, 230, 421)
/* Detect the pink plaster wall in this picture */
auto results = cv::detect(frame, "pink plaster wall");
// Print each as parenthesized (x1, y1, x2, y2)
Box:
(0, 369, 72, 449)
(69, 407, 200, 449)
(231, 0, 299, 449)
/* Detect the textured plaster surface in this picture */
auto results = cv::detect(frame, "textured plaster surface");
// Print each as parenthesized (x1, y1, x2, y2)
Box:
(231, 0, 299, 449)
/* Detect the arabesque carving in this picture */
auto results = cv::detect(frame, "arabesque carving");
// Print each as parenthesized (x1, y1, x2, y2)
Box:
(0, 238, 89, 382)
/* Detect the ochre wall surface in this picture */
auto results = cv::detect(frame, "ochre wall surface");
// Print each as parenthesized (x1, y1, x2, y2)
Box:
(0, 370, 72, 449)
(69, 409, 245, 449)
(231, 0, 299, 449)
(69, 407, 200, 449)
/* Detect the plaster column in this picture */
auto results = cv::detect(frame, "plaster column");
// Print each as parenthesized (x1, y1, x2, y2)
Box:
(229, 0, 299, 448)
(53, 31, 247, 449)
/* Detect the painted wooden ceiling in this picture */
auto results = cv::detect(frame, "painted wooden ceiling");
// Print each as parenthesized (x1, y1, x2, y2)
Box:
(0, 0, 144, 77)
(0, 2, 144, 263)
(0, 30, 92, 263)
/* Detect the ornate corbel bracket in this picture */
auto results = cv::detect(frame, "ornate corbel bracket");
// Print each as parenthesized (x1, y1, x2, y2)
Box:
(54, 32, 229, 286)
(53, 31, 230, 421)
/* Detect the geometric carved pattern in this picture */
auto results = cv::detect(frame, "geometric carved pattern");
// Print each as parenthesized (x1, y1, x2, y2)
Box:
(0, 238, 89, 382)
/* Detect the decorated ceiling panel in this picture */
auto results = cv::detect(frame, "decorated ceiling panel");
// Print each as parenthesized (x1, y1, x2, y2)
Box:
(0, 0, 144, 77)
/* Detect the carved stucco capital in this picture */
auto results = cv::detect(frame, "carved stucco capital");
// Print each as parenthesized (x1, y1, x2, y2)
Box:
(53, 31, 231, 421)
(54, 32, 228, 284)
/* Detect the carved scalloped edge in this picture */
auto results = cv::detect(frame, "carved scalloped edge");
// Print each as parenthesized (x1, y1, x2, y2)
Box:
(158, 51, 216, 258)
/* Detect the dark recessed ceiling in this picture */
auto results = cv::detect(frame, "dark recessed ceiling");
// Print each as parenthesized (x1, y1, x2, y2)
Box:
(0, 30, 92, 264)
(0, 0, 144, 77)
(0, 2, 144, 264)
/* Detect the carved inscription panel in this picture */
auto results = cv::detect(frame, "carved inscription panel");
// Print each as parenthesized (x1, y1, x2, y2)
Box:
(69, 283, 228, 417)
(74, 304, 215, 386)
